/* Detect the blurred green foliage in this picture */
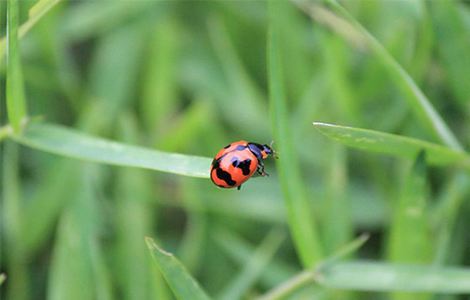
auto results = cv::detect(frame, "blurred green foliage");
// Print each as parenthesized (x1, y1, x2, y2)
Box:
(1, 0, 470, 299)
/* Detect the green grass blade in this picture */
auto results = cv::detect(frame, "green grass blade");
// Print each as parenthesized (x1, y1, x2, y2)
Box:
(217, 230, 285, 300)
(0, 273, 6, 285)
(268, 0, 323, 268)
(0, 0, 62, 63)
(313, 122, 470, 167)
(296, 0, 462, 150)
(213, 228, 297, 289)
(6, 0, 27, 133)
(145, 237, 212, 300)
(387, 152, 431, 263)
(258, 234, 369, 300)
(12, 123, 211, 178)
(115, 115, 169, 300)
(208, 16, 268, 137)
(387, 152, 432, 300)
(318, 261, 470, 294)
(21, 0, 61, 36)
(429, 1, 470, 107)
(2, 142, 29, 300)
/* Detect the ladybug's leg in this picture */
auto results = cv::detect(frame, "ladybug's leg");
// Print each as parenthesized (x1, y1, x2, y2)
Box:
(237, 185, 242, 190)
(257, 162, 269, 177)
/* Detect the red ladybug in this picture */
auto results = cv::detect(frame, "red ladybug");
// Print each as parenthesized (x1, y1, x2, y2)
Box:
(210, 141, 274, 190)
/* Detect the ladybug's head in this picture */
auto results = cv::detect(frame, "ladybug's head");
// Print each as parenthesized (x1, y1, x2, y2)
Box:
(260, 144, 273, 159)
(248, 142, 276, 160)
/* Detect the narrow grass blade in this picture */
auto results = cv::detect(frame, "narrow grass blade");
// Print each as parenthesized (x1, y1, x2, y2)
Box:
(48, 198, 94, 300)
(145, 237, 211, 300)
(208, 16, 268, 137)
(258, 234, 369, 300)
(217, 230, 285, 300)
(21, 0, 61, 36)
(268, 0, 323, 268)
(213, 228, 297, 289)
(296, 0, 462, 150)
(12, 123, 211, 178)
(432, 173, 470, 265)
(388, 152, 431, 263)
(6, 0, 27, 133)
(313, 122, 470, 167)
(2, 142, 29, 300)
(387, 152, 432, 300)
(322, 144, 353, 254)
(115, 115, 169, 300)
(0, 274, 6, 285)
(140, 18, 179, 134)
(429, 1, 470, 107)
(0, 0, 62, 62)
(318, 261, 470, 294)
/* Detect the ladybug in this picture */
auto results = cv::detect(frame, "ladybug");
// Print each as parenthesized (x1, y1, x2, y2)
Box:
(210, 141, 275, 190)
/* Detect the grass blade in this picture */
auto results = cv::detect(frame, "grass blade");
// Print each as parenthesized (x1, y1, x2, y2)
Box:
(429, 0, 470, 107)
(12, 122, 211, 178)
(145, 237, 211, 300)
(217, 230, 285, 300)
(268, 0, 323, 268)
(313, 122, 470, 167)
(2, 142, 29, 300)
(0, 274, 6, 285)
(296, 0, 462, 150)
(0, 0, 62, 63)
(387, 152, 432, 300)
(318, 261, 470, 294)
(115, 115, 169, 300)
(258, 234, 369, 300)
(6, 0, 27, 133)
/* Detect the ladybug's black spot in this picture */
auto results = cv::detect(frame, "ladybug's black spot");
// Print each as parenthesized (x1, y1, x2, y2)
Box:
(235, 145, 247, 151)
(216, 168, 236, 186)
(232, 159, 252, 175)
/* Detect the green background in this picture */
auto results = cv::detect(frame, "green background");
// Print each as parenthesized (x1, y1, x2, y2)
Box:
(1, 0, 470, 299)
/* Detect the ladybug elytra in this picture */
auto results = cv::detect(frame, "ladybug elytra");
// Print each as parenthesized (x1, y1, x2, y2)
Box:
(210, 141, 275, 190)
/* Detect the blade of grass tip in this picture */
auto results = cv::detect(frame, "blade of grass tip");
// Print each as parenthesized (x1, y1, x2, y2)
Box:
(312, 122, 470, 168)
(295, 0, 462, 151)
(258, 234, 369, 300)
(6, 0, 28, 133)
(0, 273, 6, 285)
(387, 152, 432, 300)
(269, 0, 323, 268)
(145, 237, 212, 300)
(318, 261, 470, 294)
(217, 229, 285, 300)
(12, 122, 212, 178)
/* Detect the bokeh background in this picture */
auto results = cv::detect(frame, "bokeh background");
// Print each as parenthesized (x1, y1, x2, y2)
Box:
(1, 0, 470, 299)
